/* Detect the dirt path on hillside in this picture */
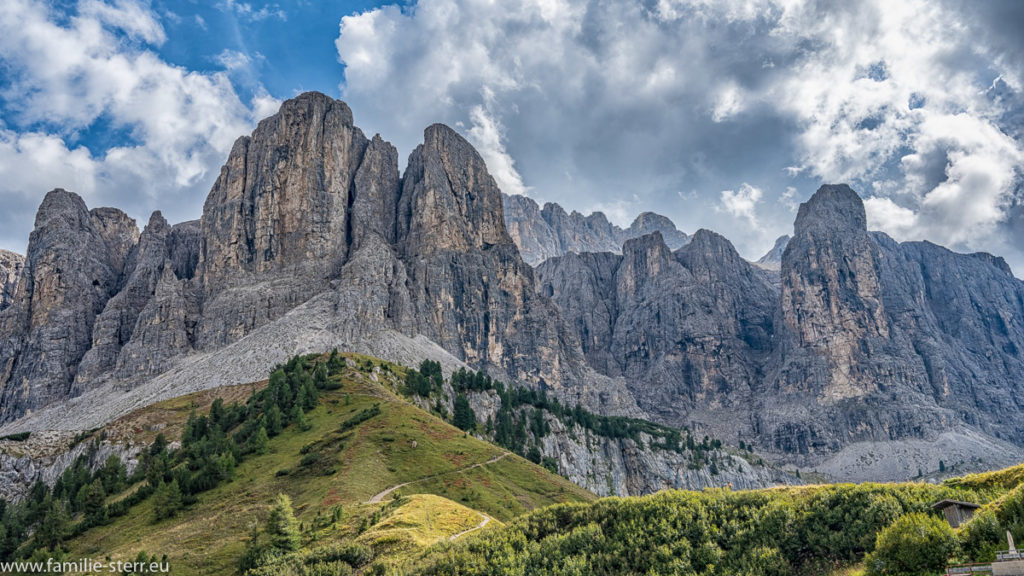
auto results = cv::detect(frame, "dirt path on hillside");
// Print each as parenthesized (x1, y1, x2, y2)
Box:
(366, 452, 509, 504)
(449, 511, 492, 541)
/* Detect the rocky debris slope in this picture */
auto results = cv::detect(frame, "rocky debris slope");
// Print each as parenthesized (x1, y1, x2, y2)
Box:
(0, 92, 639, 429)
(502, 193, 688, 265)
(0, 250, 23, 312)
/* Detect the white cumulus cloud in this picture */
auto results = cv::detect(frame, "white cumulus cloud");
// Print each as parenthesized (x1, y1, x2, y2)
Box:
(0, 0, 276, 251)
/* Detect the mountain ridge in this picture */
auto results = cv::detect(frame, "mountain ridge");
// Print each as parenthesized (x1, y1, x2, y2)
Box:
(1, 93, 1023, 485)
(502, 192, 689, 265)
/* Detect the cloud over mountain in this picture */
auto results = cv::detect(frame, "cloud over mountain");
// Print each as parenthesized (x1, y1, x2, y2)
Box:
(335, 0, 1024, 271)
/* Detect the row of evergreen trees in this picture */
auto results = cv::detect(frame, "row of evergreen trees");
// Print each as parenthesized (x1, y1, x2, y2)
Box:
(405, 363, 723, 469)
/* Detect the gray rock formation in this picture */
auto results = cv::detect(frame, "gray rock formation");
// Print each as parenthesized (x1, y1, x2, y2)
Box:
(4, 93, 1024, 486)
(395, 124, 608, 407)
(757, 185, 1024, 471)
(0, 431, 140, 502)
(196, 93, 369, 349)
(537, 229, 778, 428)
(451, 385, 796, 496)
(74, 212, 173, 387)
(0, 93, 640, 427)
(502, 193, 688, 265)
(0, 190, 138, 422)
(538, 183, 1024, 476)
(0, 250, 24, 312)
(754, 234, 789, 270)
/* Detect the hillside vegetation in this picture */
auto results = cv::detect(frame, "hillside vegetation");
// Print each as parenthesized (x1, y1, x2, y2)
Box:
(405, 465, 1024, 576)
(2, 349, 1023, 576)
(0, 352, 592, 575)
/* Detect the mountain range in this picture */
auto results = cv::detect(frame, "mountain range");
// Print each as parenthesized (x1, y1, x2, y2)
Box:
(1, 92, 1023, 486)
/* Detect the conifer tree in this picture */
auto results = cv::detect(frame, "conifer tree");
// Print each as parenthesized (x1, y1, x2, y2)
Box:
(453, 395, 476, 432)
(266, 494, 301, 552)
(152, 480, 183, 521)
(250, 426, 270, 455)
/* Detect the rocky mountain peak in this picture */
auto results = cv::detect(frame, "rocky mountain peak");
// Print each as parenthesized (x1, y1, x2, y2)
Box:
(503, 194, 689, 265)
(198, 91, 368, 291)
(398, 123, 511, 256)
(621, 232, 675, 279)
(628, 212, 689, 247)
(0, 189, 132, 422)
(263, 90, 355, 131)
(754, 235, 790, 270)
(684, 229, 739, 258)
(145, 210, 169, 232)
(794, 184, 866, 235)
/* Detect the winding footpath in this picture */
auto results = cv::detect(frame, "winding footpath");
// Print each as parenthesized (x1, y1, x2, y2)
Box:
(366, 452, 510, 504)
(449, 512, 492, 541)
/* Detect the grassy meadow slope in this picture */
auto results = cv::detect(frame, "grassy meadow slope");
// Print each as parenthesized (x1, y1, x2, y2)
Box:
(58, 354, 592, 575)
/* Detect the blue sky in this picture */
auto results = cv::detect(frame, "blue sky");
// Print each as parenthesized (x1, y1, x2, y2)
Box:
(1, 0, 1023, 274)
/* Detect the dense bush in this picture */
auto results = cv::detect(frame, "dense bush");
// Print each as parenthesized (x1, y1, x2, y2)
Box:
(959, 483, 1024, 563)
(414, 483, 985, 576)
(864, 513, 957, 576)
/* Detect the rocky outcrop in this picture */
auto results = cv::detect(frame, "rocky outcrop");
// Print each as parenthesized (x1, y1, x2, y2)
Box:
(502, 193, 688, 265)
(395, 124, 635, 412)
(746, 185, 1024, 467)
(461, 388, 794, 496)
(0, 432, 140, 502)
(537, 230, 778, 429)
(196, 93, 370, 349)
(0, 190, 137, 423)
(537, 184, 1024, 475)
(75, 212, 173, 387)
(538, 420, 793, 496)
(0, 250, 24, 311)
(626, 212, 690, 248)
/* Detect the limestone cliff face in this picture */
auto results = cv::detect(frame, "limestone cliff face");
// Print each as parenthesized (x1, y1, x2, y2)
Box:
(502, 193, 688, 265)
(199, 93, 367, 286)
(777, 184, 891, 403)
(461, 388, 794, 497)
(396, 125, 618, 408)
(196, 93, 369, 348)
(75, 212, 173, 386)
(538, 184, 1024, 471)
(0, 250, 24, 312)
(0, 190, 138, 421)
(538, 230, 778, 429)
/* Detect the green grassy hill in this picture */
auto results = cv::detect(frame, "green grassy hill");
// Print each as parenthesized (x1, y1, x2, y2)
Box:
(3, 353, 592, 575)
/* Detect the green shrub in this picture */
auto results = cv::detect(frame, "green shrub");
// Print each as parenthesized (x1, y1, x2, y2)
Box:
(864, 512, 957, 576)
